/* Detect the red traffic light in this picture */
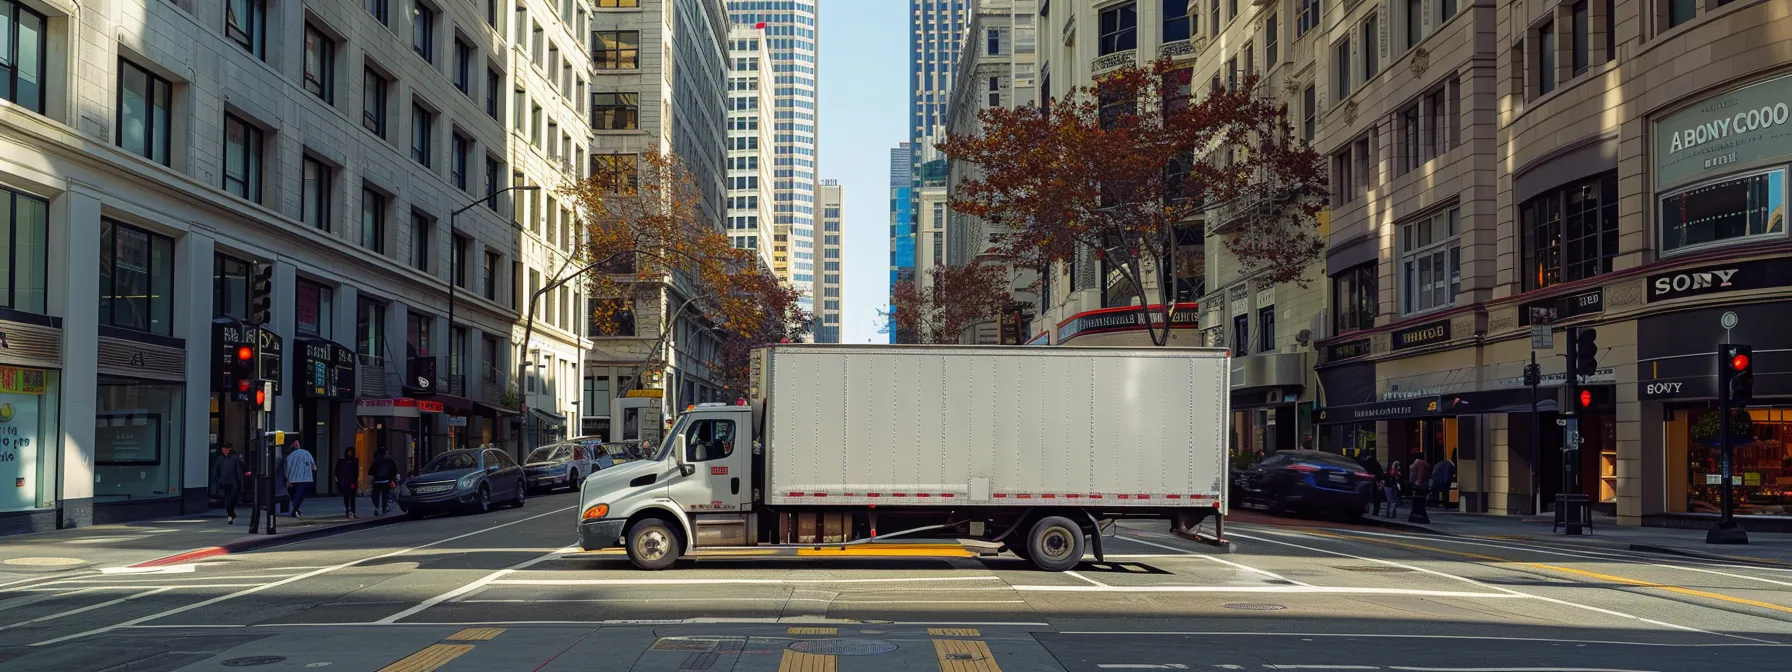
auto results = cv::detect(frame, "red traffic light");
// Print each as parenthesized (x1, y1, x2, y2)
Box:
(236, 345, 254, 361)
(1732, 353, 1751, 371)
(254, 389, 266, 406)
(237, 379, 251, 393)
(1579, 389, 1594, 408)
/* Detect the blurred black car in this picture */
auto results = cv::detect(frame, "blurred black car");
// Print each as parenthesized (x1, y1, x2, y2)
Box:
(398, 448, 527, 516)
(1233, 450, 1375, 519)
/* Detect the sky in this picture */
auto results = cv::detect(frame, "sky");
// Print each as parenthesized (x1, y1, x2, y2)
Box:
(817, 1, 907, 344)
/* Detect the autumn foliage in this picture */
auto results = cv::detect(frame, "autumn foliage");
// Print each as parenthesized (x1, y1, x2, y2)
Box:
(939, 58, 1327, 346)
(885, 263, 1013, 344)
(563, 149, 806, 393)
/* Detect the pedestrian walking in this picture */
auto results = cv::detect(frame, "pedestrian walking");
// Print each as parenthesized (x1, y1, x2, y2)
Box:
(211, 443, 248, 524)
(369, 449, 398, 515)
(1409, 454, 1433, 523)
(336, 451, 360, 519)
(283, 439, 317, 518)
(1431, 455, 1457, 510)
(1380, 477, 1401, 517)
(1355, 450, 1386, 517)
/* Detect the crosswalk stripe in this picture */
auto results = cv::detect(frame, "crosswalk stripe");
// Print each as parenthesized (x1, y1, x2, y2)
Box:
(788, 626, 838, 635)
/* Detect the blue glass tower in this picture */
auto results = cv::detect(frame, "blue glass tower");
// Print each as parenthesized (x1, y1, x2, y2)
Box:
(727, 1, 819, 312)
(909, 0, 968, 240)
(889, 142, 913, 343)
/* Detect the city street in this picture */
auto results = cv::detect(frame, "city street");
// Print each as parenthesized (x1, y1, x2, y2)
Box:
(0, 493, 1788, 670)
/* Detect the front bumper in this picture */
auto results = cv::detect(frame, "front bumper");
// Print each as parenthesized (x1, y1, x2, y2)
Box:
(527, 470, 571, 487)
(579, 518, 627, 551)
(398, 487, 478, 508)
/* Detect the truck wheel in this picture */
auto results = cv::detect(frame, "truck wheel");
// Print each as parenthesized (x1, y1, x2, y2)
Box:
(1026, 516, 1086, 572)
(626, 519, 681, 570)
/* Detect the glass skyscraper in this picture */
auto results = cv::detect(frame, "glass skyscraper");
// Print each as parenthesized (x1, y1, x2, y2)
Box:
(888, 142, 913, 344)
(908, 0, 969, 232)
(726, 1, 819, 314)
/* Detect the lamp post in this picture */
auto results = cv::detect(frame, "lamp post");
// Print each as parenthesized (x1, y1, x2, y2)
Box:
(447, 185, 540, 394)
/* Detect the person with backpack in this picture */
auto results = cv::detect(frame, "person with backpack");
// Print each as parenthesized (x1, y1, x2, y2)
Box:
(368, 449, 399, 516)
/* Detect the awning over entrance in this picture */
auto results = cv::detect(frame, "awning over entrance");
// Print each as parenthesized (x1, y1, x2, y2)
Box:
(529, 407, 567, 427)
(1313, 386, 1603, 424)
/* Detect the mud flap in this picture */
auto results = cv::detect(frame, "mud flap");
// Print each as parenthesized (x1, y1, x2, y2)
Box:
(1083, 510, 1106, 563)
(1172, 509, 1230, 549)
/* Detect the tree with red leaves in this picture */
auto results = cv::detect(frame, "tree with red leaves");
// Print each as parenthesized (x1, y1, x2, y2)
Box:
(883, 263, 1013, 344)
(940, 58, 1327, 346)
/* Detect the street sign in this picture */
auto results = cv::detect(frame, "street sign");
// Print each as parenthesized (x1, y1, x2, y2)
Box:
(1721, 311, 1740, 329)
(1530, 325, 1553, 350)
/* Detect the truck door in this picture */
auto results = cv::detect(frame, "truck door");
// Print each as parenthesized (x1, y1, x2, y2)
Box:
(666, 412, 751, 513)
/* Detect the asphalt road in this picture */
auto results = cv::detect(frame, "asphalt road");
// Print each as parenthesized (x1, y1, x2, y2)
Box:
(2, 492, 1792, 671)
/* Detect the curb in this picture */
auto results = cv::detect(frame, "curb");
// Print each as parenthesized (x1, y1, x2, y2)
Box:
(131, 514, 409, 568)
(1356, 516, 1450, 536)
(1626, 543, 1791, 567)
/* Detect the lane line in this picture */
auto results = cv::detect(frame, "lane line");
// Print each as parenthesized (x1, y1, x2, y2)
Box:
(28, 505, 577, 647)
(377, 544, 577, 623)
(1387, 668, 1661, 672)
(1063, 571, 1107, 587)
(490, 576, 1006, 586)
(1115, 533, 1313, 586)
(0, 588, 173, 631)
(0, 586, 97, 611)
(1229, 530, 1774, 644)
(1055, 631, 1787, 648)
(1008, 585, 1525, 596)
(121, 618, 1054, 628)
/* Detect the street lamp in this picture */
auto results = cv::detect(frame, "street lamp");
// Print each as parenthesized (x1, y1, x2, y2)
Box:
(447, 185, 540, 394)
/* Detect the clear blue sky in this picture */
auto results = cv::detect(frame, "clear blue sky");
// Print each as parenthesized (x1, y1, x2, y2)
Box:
(817, 1, 907, 343)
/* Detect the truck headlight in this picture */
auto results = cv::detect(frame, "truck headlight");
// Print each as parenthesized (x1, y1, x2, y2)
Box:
(582, 503, 610, 520)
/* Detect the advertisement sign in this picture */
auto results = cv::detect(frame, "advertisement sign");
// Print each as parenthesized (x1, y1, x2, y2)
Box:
(1518, 288, 1604, 325)
(1656, 73, 1792, 187)
(0, 392, 38, 511)
(1056, 303, 1200, 344)
(1390, 319, 1452, 351)
(1645, 257, 1792, 302)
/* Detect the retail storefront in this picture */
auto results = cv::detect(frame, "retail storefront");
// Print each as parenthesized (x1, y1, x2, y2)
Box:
(93, 334, 190, 521)
(296, 338, 358, 492)
(0, 317, 62, 535)
(1051, 303, 1202, 346)
(355, 398, 445, 477)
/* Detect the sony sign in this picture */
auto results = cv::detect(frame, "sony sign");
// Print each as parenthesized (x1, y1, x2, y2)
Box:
(1652, 268, 1738, 297)
(1647, 258, 1792, 303)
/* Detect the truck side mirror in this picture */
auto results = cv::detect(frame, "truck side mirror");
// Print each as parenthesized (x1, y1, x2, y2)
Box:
(673, 435, 695, 477)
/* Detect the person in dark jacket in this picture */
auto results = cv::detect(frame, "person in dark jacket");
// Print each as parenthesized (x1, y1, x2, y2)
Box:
(368, 449, 399, 515)
(336, 452, 361, 519)
(1355, 450, 1386, 516)
(211, 444, 248, 524)
(1431, 456, 1457, 509)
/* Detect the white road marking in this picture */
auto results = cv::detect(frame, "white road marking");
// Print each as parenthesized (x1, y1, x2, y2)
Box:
(44, 572, 309, 585)
(490, 575, 1007, 586)
(1116, 533, 1313, 586)
(99, 564, 198, 575)
(1064, 571, 1107, 587)
(1228, 530, 1778, 645)
(28, 505, 578, 647)
(1056, 631, 1787, 648)
(1388, 668, 1661, 672)
(1264, 666, 1379, 670)
(0, 588, 173, 632)
(376, 544, 578, 623)
(14, 583, 271, 592)
(125, 618, 1054, 628)
(1096, 664, 1188, 669)
(1009, 585, 1524, 597)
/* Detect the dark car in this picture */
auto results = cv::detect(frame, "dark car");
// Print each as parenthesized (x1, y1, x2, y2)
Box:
(525, 442, 595, 493)
(1233, 450, 1375, 519)
(398, 448, 527, 516)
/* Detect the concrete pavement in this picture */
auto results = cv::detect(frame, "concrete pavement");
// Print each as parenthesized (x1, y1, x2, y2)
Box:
(1, 493, 1791, 670)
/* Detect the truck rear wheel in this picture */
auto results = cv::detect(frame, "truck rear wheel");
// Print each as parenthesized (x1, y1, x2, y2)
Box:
(1027, 516, 1086, 572)
(626, 519, 681, 570)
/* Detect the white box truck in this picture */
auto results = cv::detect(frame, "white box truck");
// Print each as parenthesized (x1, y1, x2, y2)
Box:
(574, 345, 1231, 571)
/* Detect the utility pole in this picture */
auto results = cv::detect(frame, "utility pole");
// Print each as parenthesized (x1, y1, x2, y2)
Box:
(1525, 351, 1541, 516)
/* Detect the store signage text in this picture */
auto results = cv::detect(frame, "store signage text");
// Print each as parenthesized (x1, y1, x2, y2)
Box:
(1647, 258, 1792, 302)
(1666, 103, 1790, 155)
(1643, 381, 1684, 397)
(1519, 288, 1604, 325)
(1653, 268, 1738, 296)
(1056, 304, 1199, 343)
(1390, 320, 1452, 351)
(1325, 338, 1371, 363)
(1656, 74, 1792, 186)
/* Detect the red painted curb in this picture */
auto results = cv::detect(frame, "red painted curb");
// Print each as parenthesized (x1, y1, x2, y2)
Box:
(126, 515, 410, 568)
(132, 546, 228, 567)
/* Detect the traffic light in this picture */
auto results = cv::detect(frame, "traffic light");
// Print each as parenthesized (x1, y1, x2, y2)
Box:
(249, 263, 274, 325)
(1575, 328, 1599, 378)
(1523, 363, 1541, 387)
(1720, 344, 1754, 406)
(254, 386, 267, 408)
(1579, 388, 1594, 409)
(230, 343, 255, 395)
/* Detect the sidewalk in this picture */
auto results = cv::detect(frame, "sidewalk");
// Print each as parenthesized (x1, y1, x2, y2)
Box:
(1366, 508, 1792, 565)
(0, 498, 406, 586)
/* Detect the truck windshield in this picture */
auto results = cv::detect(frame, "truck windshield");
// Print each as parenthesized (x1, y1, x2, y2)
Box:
(653, 415, 692, 461)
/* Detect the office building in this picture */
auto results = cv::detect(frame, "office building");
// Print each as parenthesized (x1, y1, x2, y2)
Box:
(727, 1, 819, 315)
(726, 24, 775, 272)
(888, 142, 913, 343)
(815, 180, 843, 343)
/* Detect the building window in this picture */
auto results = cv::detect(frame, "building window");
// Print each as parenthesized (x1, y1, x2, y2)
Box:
(411, 103, 433, 167)
(1406, 0, 1422, 48)
(1301, 84, 1315, 141)
(451, 133, 469, 190)
(1659, 168, 1787, 255)
(1427, 79, 1456, 156)
(368, 0, 388, 25)
(1667, 0, 1695, 29)
(592, 92, 639, 130)
(1537, 173, 1618, 286)
(486, 67, 501, 119)
(1258, 306, 1276, 354)
(413, 3, 436, 62)
(222, 114, 263, 203)
(1333, 38, 1351, 100)
(304, 25, 335, 103)
(1265, 13, 1278, 65)
(0, 187, 48, 314)
(529, 102, 543, 145)
(118, 59, 173, 166)
(1164, 0, 1191, 42)
(225, 0, 266, 59)
(356, 297, 385, 364)
(453, 235, 470, 288)
(1296, 0, 1319, 37)
(1537, 20, 1556, 95)
(987, 28, 1001, 55)
(484, 156, 502, 210)
(1332, 263, 1377, 334)
(1332, 149, 1354, 204)
(988, 76, 1000, 107)
(1209, 0, 1219, 37)
(1570, 1, 1589, 76)
(1398, 103, 1421, 175)
(597, 0, 640, 6)
(1439, 0, 1457, 23)
(213, 254, 251, 320)
(483, 251, 499, 300)
(302, 156, 332, 232)
(454, 39, 473, 94)
(1232, 313, 1248, 356)
(362, 187, 386, 254)
(1399, 207, 1461, 315)
(1098, 2, 1137, 56)
(411, 211, 432, 272)
(0, 1, 46, 114)
(363, 69, 387, 137)
(1362, 14, 1379, 78)
(594, 30, 639, 69)
(99, 219, 176, 336)
(296, 279, 333, 337)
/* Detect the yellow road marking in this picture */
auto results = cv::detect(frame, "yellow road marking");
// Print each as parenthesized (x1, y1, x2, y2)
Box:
(1306, 529, 1792, 615)
(377, 644, 476, 672)
(796, 546, 976, 557)
(444, 627, 504, 641)
(787, 626, 838, 635)
(928, 628, 982, 636)
(778, 649, 838, 672)
(934, 638, 1003, 672)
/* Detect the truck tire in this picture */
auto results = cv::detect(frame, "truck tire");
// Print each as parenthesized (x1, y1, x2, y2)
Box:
(1026, 516, 1086, 572)
(626, 519, 681, 570)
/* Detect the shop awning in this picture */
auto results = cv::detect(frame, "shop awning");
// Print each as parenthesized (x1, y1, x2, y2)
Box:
(1314, 387, 1581, 424)
(476, 399, 521, 416)
(529, 407, 567, 427)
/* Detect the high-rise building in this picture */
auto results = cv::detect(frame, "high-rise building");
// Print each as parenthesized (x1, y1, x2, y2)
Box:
(0, 0, 589, 533)
(815, 180, 844, 343)
(726, 25, 775, 273)
(726, 2, 819, 315)
(888, 142, 914, 343)
(908, 0, 970, 253)
(586, 0, 731, 432)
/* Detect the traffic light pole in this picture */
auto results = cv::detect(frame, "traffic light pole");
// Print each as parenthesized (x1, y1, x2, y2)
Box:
(1709, 342, 1750, 545)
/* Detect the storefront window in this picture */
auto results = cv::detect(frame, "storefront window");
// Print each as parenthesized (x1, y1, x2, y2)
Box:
(0, 366, 58, 511)
(94, 382, 184, 502)
(1523, 173, 1618, 291)
(1659, 168, 1787, 255)
(0, 187, 49, 315)
(1675, 408, 1792, 516)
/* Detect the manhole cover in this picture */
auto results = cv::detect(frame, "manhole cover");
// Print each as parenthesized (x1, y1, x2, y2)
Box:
(220, 657, 288, 667)
(1221, 603, 1287, 611)
(1, 557, 83, 567)
(788, 639, 899, 656)
(1335, 565, 1415, 573)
